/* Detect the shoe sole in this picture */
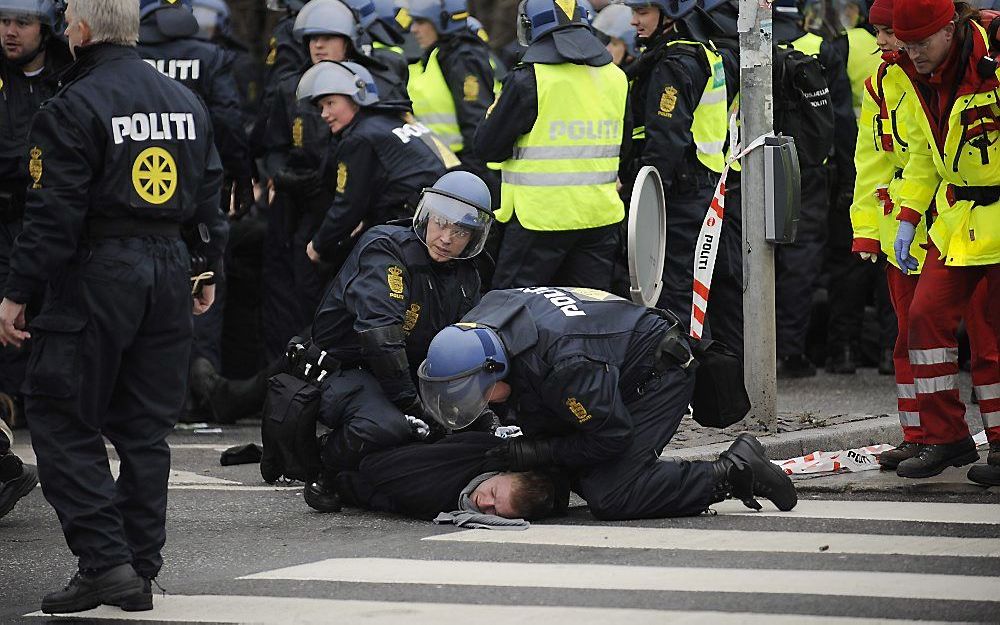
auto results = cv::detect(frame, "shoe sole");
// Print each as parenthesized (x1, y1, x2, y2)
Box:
(735, 434, 798, 511)
(896, 450, 981, 479)
(41, 579, 143, 615)
(303, 484, 342, 513)
(968, 464, 1000, 487)
(0, 468, 38, 518)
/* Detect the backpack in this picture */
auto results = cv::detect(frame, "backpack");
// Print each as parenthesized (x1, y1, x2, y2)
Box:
(773, 44, 835, 168)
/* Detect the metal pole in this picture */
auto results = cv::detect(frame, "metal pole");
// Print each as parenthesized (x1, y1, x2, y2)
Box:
(738, 0, 777, 431)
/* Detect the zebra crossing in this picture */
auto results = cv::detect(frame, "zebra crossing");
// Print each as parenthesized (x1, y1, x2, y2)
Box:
(27, 496, 1000, 624)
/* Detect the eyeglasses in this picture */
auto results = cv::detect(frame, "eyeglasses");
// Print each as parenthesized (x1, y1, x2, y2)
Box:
(900, 25, 950, 53)
(431, 215, 472, 240)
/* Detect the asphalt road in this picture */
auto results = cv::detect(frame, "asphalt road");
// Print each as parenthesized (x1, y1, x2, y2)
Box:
(2, 424, 998, 624)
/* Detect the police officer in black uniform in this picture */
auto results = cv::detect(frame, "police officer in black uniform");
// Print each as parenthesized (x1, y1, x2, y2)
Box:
(192, 0, 261, 130)
(0, 0, 72, 413)
(0, 0, 227, 613)
(417, 288, 798, 520)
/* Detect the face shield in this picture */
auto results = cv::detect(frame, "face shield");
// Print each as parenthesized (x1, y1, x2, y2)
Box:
(192, 6, 219, 39)
(417, 359, 505, 430)
(516, 0, 531, 46)
(412, 188, 493, 261)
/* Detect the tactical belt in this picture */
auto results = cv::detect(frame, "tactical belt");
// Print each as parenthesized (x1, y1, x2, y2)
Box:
(86, 217, 181, 239)
(947, 185, 1000, 206)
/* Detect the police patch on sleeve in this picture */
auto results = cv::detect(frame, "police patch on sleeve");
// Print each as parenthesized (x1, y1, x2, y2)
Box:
(336, 162, 348, 194)
(565, 397, 593, 424)
(463, 75, 480, 102)
(387, 265, 405, 300)
(403, 303, 421, 332)
(292, 118, 304, 148)
(28, 147, 42, 189)
(265, 37, 277, 67)
(658, 86, 678, 118)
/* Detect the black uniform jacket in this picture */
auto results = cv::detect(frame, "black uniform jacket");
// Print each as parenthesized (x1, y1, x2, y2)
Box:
(312, 225, 480, 404)
(337, 431, 503, 520)
(4, 44, 227, 303)
(0, 39, 73, 216)
(309, 109, 446, 258)
(461, 288, 674, 469)
(137, 23, 252, 184)
(262, 65, 332, 177)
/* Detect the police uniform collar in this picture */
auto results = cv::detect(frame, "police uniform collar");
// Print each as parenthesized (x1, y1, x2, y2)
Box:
(66, 43, 138, 75)
(522, 27, 612, 66)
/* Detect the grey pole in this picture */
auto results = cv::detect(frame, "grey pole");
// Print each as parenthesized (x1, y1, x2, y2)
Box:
(738, 0, 777, 431)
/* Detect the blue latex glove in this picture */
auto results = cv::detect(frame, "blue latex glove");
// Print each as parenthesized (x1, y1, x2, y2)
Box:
(894, 221, 919, 274)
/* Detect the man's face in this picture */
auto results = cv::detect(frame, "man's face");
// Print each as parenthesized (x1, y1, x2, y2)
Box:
(309, 34, 348, 63)
(903, 22, 954, 75)
(0, 13, 42, 63)
(471, 474, 519, 517)
(410, 18, 438, 50)
(873, 24, 899, 54)
(630, 7, 663, 39)
(424, 212, 472, 262)
(317, 94, 358, 133)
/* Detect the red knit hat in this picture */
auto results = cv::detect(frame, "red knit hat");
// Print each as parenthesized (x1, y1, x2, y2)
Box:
(893, 0, 955, 42)
(869, 0, 894, 27)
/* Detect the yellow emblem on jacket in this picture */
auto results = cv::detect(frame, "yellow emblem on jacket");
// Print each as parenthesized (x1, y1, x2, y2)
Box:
(566, 397, 592, 424)
(403, 303, 421, 332)
(463, 75, 480, 102)
(387, 265, 405, 300)
(292, 117, 304, 148)
(28, 146, 42, 189)
(658, 86, 678, 118)
(336, 162, 348, 193)
(265, 37, 277, 66)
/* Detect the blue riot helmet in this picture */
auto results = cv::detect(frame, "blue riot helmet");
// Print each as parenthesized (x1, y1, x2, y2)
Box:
(412, 170, 494, 261)
(341, 0, 377, 27)
(578, 0, 595, 24)
(139, 0, 200, 38)
(372, 0, 399, 20)
(266, 0, 307, 11)
(466, 15, 489, 42)
(516, 0, 590, 46)
(592, 3, 637, 57)
(296, 59, 380, 104)
(293, 0, 363, 51)
(191, 0, 230, 40)
(344, 0, 402, 44)
(622, 0, 698, 19)
(0, 0, 64, 28)
(407, 0, 469, 35)
(418, 324, 509, 430)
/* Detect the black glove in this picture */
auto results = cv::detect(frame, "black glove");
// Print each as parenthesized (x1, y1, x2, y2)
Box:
(484, 438, 555, 471)
(232, 174, 256, 220)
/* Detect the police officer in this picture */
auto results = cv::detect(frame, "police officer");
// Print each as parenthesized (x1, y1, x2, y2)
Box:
(625, 0, 733, 336)
(343, 0, 411, 94)
(192, 0, 261, 129)
(408, 0, 495, 176)
(264, 0, 308, 88)
(190, 61, 455, 422)
(772, 0, 856, 378)
(593, 2, 638, 67)
(0, 0, 72, 414)
(0, 0, 227, 612)
(417, 288, 798, 520)
(474, 0, 628, 291)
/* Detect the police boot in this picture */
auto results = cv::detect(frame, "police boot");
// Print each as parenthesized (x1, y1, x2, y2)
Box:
(118, 578, 153, 612)
(41, 563, 145, 614)
(825, 344, 857, 375)
(776, 355, 816, 379)
(967, 442, 1000, 487)
(877, 441, 923, 470)
(711, 434, 798, 511)
(190, 357, 277, 423)
(896, 437, 979, 478)
(0, 457, 37, 520)
(304, 471, 342, 513)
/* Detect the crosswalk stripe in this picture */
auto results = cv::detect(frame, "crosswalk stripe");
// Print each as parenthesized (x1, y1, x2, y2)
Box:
(424, 525, 1000, 557)
(240, 557, 999, 602)
(23, 596, 972, 624)
(709, 498, 1000, 524)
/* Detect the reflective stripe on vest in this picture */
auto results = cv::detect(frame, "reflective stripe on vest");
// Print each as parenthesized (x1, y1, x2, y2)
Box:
(666, 39, 728, 173)
(408, 48, 463, 151)
(497, 62, 627, 230)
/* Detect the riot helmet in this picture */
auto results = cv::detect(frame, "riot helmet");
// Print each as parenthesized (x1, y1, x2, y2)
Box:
(592, 3, 637, 58)
(407, 0, 469, 35)
(418, 324, 509, 430)
(412, 170, 494, 263)
(191, 0, 230, 40)
(0, 0, 66, 66)
(622, 0, 699, 20)
(293, 0, 363, 51)
(296, 59, 379, 104)
(139, 0, 199, 38)
(516, 0, 590, 46)
(266, 0, 307, 11)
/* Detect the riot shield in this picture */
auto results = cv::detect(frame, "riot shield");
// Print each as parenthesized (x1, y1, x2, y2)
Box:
(627, 165, 666, 307)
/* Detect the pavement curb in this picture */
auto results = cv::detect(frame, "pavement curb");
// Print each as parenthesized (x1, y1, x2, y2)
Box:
(663, 414, 904, 462)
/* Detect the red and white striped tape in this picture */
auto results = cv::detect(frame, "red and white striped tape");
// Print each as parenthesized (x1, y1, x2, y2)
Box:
(690, 172, 728, 339)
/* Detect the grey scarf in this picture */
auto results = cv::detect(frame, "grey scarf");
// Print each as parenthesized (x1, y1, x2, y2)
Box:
(433, 472, 530, 530)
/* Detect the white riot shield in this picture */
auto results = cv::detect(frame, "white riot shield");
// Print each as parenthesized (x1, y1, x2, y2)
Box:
(627, 165, 666, 307)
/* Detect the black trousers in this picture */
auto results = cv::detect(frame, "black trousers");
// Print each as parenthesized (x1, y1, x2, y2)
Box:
(492, 216, 620, 290)
(775, 169, 829, 358)
(575, 365, 714, 520)
(0, 220, 30, 396)
(25, 238, 192, 578)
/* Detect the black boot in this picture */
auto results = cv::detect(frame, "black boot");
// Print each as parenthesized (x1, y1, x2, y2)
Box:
(118, 578, 153, 612)
(190, 357, 280, 423)
(41, 563, 145, 614)
(304, 471, 342, 513)
(711, 434, 798, 511)
(896, 437, 979, 478)
(877, 441, 922, 470)
(0, 460, 37, 519)
(776, 354, 816, 379)
(967, 442, 1000, 487)
(877, 348, 895, 375)
(825, 344, 857, 375)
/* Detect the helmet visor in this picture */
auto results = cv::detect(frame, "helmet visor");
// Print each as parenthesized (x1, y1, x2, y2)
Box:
(412, 188, 493, 260)
(418, 361, 501, 430)
(516, 0, 531, 46)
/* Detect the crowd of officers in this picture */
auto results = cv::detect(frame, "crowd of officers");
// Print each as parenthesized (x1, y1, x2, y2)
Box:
(0, 0, 996, 615)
